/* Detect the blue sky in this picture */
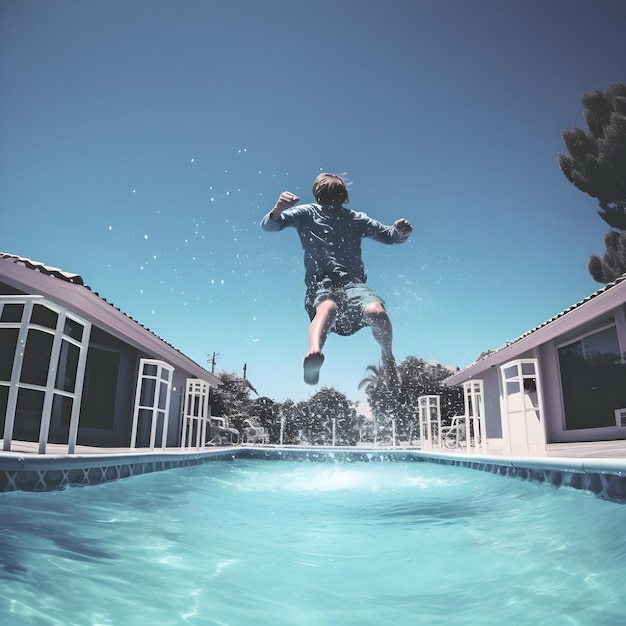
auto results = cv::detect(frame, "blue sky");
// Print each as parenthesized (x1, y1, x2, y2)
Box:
(1, 0, 625, 404)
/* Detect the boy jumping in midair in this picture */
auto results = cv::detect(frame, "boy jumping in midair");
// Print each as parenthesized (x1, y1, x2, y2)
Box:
(261, 173, 413, 385)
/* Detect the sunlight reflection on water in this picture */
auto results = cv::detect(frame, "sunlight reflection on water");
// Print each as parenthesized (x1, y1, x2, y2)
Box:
(0, 460, 625, 625)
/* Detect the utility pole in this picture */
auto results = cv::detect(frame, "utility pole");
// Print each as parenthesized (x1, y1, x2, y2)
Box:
(207, 352, 221, 374)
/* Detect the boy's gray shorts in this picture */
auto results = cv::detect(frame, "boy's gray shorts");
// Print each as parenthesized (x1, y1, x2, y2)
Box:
(304, 277, 384, 337)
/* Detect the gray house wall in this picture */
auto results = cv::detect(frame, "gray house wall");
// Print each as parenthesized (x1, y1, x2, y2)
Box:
(481, 367, 502, 439)
(537, 339, 564, 443)
(446, 279, 626, 451)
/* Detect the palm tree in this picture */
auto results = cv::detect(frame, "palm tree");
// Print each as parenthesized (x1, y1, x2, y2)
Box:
(358, 363, 397, 443)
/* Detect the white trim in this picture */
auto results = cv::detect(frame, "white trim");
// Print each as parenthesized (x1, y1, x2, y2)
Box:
(130, 359, 175, 450)
(500, 358, 546, 456)
(614, 305, 626, 358)
(445, 280, 626, 387)
(554, 319, 617, 350)
(181, 378, 211, 449)
(0, 296, 91, 454)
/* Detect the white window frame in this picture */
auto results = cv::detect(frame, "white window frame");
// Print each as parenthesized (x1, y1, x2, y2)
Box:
(0, 295, 91, 454)
(130, 358, 174, 450)
(181, 378, 211, 449)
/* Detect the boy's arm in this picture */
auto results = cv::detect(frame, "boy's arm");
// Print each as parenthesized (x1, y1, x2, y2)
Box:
(361, 213, 413, 244)
(261, 191, 300, 231)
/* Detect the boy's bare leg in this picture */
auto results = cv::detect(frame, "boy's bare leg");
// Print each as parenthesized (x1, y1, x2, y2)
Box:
(304, 300, 337, 384)
(363, 302, 398, 379)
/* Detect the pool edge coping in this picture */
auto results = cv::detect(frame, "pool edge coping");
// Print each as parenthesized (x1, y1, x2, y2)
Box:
(2, 446, 626, 502)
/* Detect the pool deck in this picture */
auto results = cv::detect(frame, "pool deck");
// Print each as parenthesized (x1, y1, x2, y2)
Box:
(2, 439, 626, 501)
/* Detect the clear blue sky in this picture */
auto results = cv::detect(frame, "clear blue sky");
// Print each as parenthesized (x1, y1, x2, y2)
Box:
(1, 0, 625, 404)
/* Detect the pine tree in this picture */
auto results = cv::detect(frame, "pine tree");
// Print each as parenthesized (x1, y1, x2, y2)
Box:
(557, 82, 626, 282)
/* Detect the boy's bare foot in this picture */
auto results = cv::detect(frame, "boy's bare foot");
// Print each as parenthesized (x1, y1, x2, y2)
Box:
(303, 352, 325, 385)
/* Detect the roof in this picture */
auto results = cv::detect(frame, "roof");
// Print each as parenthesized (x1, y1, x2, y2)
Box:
(0, 252, 221, 387)
(445, 273, 626, 386)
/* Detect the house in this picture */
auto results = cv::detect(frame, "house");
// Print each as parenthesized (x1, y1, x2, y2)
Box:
(444, 274, 626, 456)
(0, 253, 221, 454)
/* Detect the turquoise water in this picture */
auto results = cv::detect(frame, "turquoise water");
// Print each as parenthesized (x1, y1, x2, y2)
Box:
(1, 459, 625, 625)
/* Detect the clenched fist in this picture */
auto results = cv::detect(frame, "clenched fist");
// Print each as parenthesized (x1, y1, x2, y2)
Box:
(270, 191, 300, 221)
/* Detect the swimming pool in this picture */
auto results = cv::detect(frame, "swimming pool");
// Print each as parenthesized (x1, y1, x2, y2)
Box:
(1, 458, 625, 625)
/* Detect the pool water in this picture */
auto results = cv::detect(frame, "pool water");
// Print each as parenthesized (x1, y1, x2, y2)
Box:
(1, 459, 625, 625)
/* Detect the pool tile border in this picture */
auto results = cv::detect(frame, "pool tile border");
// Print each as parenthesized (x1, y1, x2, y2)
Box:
(1, 446, 626, 503)
(0, 449, 238, 493)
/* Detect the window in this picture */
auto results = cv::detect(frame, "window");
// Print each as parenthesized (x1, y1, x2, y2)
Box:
(21, 329, 54, 386)
(0, 296, 90, 453)
(130, 359, 174, 449)
(558, 325, 626, 430)
(0, 328, 19, 381)
(79, 346, 120, 430)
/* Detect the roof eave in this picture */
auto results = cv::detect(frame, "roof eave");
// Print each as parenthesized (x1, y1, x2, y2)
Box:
(0, 258, 221, 387)
(445, 278, 626, 386)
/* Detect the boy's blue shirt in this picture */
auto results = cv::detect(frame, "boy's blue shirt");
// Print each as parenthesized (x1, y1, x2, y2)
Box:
(261, 202, 408, 285)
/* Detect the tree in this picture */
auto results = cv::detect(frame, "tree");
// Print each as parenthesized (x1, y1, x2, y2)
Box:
(210, 370, 256, 431)
(557, 82, 626, 282)
(250, 396, 279, 440)
(357, 363, 400, 442)
(359, 357, 464, 443)
(305, 387, 360, 445)
(272, 387, 360, 445)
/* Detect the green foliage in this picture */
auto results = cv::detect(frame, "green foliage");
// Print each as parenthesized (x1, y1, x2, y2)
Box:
(587, 229, 626, 284)
(303, 387, 360, 445)
(558, 82, 626, 282)
(358, 356, 463, 443)
(210, 370, 258, 431)
(211, 358, 463, 446)
(250, 396, 280, 440)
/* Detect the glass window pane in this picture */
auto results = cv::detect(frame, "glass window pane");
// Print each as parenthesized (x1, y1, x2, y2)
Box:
(14, 388, 44, 440)
(21, 329, 53, 386)
(79, 346, 119, 431)
(583, 326, 621, 365)
(135, 408, 154, 446)
(506, 381, 520, 395)
(140, 378, 156, 407)
(0, 303, 24, 323)
(63, 317, 84, 342)
(0, 384, 8, 434)
(158, 381, 169, 410)
(52, 393, 73, 426)
(503, 365, 518, 379)
(31, 304, 58, 329)
(523, 377, 537, 393)
(559, 326, 626, 429)
(161, 368, 170, 382)
(143, 363, 158, 377)
(55, 340, 80, 392)
(521, 362, 536, 376)
(0, 328, 19, 381)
